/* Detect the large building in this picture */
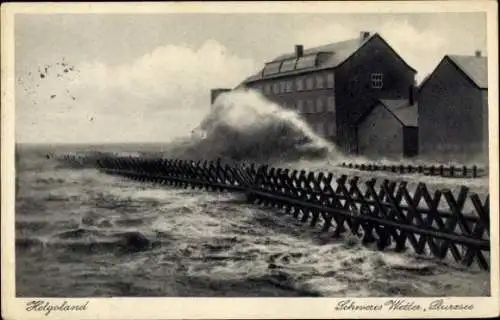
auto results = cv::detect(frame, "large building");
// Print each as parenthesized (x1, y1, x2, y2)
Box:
(418, 51, 488, 162)
(238, 31, 417, 154)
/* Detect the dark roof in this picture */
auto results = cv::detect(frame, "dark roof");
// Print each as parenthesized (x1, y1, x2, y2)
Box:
(448, 55, 488, 89)
(419, 54, 488, 91)
(242, 33, 416, 84)
(357, 99, 418, 127)
(380, 99, 418, 127)
(270, 38, 364, 63)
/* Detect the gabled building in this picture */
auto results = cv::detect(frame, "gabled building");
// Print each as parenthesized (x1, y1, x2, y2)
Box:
(239, 31, 417, 154)
(418, 51, 488, 162)
(356, 98, 418, 159)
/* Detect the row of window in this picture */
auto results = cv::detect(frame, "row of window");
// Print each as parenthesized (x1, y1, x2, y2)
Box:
(296, 96, 336, 113)
(263, 54, 319, 76)
(255, 73, 335, 95)
(253, 72, 384, 95)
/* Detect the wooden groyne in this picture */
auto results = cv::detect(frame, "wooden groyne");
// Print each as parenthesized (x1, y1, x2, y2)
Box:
(64, 154, 491, 271)
(339, 162, 487, 178)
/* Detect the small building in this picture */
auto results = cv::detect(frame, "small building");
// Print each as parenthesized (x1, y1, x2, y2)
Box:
(356, 98, 418, 159)
(418, 51, 488, 162)
(239, 31, 417, 154)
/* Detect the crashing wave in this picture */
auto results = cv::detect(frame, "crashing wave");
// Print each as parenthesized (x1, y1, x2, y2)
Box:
(164, 89, 341, 163)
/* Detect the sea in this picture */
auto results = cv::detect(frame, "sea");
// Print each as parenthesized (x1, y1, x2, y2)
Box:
(14, 90, 491, 297)
(14, 142, 490, 298)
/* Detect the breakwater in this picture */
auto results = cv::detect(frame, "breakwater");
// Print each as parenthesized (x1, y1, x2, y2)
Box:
(339, 162, 486, 178)
(62, 154, 491, 271)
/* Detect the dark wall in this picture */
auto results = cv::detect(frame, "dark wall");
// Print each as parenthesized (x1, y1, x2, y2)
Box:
(482, 90, 489, 162)
(418, 57, 486, 162)
(357, 103, 404, 158)
(335, 35, 416, 154)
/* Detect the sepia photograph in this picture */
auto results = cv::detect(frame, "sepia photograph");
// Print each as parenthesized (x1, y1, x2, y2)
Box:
(1, 1, 499, 319)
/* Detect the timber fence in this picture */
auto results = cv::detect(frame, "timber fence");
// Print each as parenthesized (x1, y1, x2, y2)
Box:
(339, 162, 487, 178)
(62, 154, 491, 271)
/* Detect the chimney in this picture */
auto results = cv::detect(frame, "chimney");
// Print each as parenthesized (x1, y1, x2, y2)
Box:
(475, 50, 482, 57)
(295, 45, 304, 58)
(360, 31, 370, 41)
(210, 88, 231, 105)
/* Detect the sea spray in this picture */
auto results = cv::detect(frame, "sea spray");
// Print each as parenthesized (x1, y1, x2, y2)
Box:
(164, 89, 341, 163)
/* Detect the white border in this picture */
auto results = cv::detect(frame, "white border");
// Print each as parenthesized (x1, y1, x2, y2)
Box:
(1, 1, 499, 319)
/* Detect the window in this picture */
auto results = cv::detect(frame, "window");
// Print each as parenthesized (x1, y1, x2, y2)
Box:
(306, 77, 314, 90)
(326, 73, 334, 88)
(280, 81, 286, 93)
(296, 54, 317, 70)
(371, 73, 384, 89)
(273, 83, 279, 94)
(316, 122, 325, 136)
(316, 98, 324, 113)
(263, 62, 282, 76)
(285, 80, 293, 93)
(327, 96, 335, 112)
(297, 100, 304, 112)
(296, 78, 304, 91)
(265, 84, 271, 94)
(327, 123, 336, 136)
(280, 59, 297, 72)
(306, 100, 314, 113)
(316, 76, 324, 89)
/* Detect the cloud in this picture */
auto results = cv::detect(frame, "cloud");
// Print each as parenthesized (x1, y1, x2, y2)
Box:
(378, 20, 446, 82)
(16, 39, 258, 143)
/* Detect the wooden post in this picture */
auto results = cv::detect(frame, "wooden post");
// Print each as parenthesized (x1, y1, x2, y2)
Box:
(463, 165, 467, 177)
(472, 165, 477, 178)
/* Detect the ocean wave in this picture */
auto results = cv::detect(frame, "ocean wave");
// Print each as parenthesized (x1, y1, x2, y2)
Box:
(16, 227, 170, 255)
(146, 89, 341, 163)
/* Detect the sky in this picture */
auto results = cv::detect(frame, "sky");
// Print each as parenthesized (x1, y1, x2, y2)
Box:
(14, 12, 488, 144)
